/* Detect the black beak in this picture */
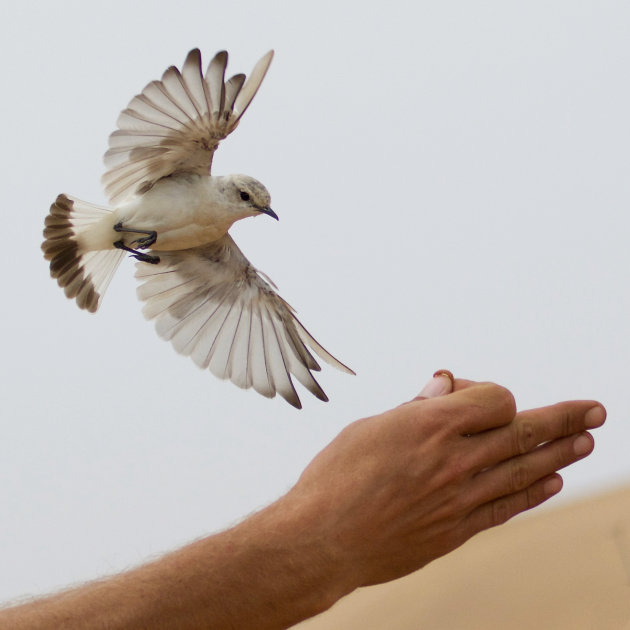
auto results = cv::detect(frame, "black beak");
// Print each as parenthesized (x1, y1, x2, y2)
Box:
(258, 206, 279, 220)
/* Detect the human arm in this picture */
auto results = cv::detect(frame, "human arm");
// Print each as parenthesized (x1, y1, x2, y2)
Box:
(0, 376, 605, 630)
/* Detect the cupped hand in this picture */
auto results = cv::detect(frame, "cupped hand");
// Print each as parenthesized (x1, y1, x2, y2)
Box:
(288, 373, 605, 591)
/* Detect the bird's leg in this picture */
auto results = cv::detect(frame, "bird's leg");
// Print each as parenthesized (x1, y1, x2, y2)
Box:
(113, 222, 158, 248)
(113, 222, 160, 264)
(113, 241, 161, 264)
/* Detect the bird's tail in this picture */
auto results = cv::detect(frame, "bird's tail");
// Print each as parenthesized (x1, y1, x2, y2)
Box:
(42, 194, 125, 313)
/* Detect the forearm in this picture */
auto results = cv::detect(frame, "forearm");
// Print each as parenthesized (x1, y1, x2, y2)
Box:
(0, 495, 350, 630)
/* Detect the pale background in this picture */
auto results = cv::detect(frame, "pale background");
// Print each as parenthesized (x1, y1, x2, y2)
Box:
(1, 0, 629, 602)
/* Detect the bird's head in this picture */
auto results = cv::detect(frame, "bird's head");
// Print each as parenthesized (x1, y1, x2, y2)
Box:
(223, 174, 278, 221)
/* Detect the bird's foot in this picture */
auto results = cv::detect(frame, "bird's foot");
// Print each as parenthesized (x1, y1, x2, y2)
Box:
(113, 222, 157, 249)
(113, 240, 160, 264)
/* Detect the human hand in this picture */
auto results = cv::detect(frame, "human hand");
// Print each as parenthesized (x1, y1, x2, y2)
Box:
(0, 373, 605, 630)
(286, 373, 605, 593)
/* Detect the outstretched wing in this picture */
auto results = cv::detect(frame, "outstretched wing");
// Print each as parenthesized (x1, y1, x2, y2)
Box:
(102, 48, 274, 205)
(135, 236, 354, 408)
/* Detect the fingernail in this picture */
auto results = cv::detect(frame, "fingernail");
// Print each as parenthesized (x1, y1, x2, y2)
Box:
(544, 476, 563, 496)
(433, 369, 455, 388)
(584, 405, 606, 428)
(573, 433, 593, 456)
(418, 374, 453, 398)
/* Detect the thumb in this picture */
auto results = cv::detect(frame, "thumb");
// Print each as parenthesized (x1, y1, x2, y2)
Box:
(412, 370, 455, 401)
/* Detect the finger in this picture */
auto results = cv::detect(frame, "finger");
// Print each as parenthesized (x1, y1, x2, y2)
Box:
(409, 371, 456, 401)
(514, 401, 606, 447)
(412, 374, 479, 401)
(464, 473, 563, 535)
(466, 400, 605, 471)
(466, 431, 594, 508)
(406, 380, 515, 437)
(447, 382, 517, 434)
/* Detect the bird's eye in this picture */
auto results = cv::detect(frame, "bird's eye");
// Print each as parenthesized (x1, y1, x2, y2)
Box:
(240, 191, 250, 201)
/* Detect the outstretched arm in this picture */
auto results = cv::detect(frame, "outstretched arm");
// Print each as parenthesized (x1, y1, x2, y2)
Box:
(0, 374, 605, 630)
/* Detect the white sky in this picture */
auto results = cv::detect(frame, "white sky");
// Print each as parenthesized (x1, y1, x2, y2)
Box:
(2, 0, 629, 602)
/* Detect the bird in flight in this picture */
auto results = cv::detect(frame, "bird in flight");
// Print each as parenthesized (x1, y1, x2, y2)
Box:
(42, 48, 353, 408)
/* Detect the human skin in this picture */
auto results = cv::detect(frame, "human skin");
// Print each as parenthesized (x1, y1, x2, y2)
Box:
(0, 375, 605, 630)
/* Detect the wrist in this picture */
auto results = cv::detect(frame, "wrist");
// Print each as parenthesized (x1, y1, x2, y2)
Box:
(230, 490, 358, 624)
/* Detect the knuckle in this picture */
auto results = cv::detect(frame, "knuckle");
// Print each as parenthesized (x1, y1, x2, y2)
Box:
(450, 443, 481, 481)
(553, 442, 570, 469)
(515, 420, 537, 454)
(526, 483, 544, 510)
(508, 459, 529, 492)
(441, 452, 470, 486)
(479, 382, 517, 418)
(558, 406, 578, 436)
(453, 480, 477, 513)
(491, 497, 512, 526)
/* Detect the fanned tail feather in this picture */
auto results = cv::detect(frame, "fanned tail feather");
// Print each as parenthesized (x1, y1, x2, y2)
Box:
(42, 194, 124, 312)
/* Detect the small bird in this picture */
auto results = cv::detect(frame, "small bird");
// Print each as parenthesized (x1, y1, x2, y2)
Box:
(42, 48, 353, 408)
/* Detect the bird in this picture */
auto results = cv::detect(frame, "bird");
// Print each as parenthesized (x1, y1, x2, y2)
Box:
(41, 48, 354, 409)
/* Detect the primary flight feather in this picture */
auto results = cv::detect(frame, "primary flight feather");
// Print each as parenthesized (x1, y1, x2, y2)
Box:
(42, 48, 353, 409)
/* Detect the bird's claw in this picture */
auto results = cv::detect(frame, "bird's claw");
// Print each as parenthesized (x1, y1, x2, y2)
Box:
(114, 222, 157, 249)
(131, 252, 160, 264)
(131, 233, 157, 249)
